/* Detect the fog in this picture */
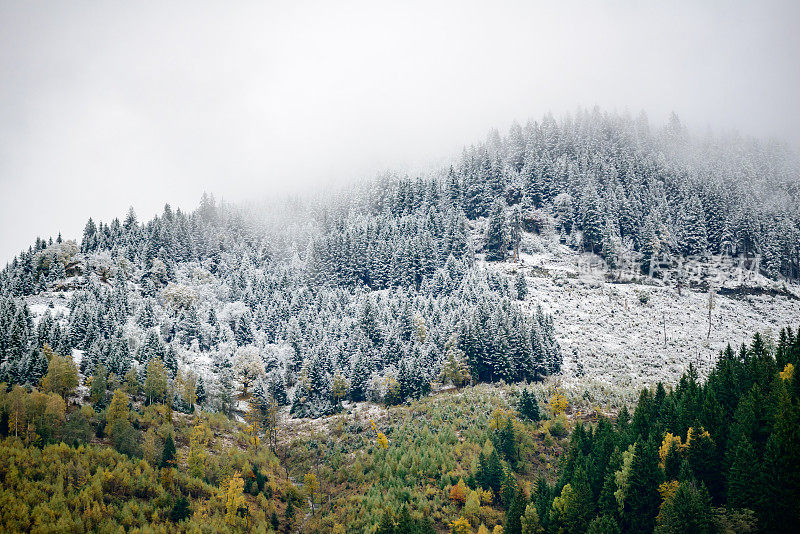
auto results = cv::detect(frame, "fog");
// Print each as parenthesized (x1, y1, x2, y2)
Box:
(1, 0, 799, 262)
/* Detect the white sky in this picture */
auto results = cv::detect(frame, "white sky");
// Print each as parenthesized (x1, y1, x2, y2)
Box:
(1, 0, 799, 262)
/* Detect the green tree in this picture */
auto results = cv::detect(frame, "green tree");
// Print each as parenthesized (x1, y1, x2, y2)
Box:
(518, 389, 540, 421)
(160, 433, 176, 469)
(89, 364, 108, 406)
(485, 200, 507, 261)
(586, 515, 621, 534)
(727, 436, 759, 510)
(686, 427, 722, 502)
(654, 481, 714, 534)
(504, 486, 525, 534)
(581, 184, 604, 253)
(521, 503, 544, 534)
(623, 440, 662, 534)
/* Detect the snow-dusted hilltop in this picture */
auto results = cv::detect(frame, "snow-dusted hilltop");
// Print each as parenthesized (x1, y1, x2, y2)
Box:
(2, 109, 799, 417)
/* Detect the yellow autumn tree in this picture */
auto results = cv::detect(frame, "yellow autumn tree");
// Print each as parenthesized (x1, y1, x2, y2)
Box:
(304, 473, 319, 514)
(8, 385, 26, 437)
(489, 408, 514, 431)
(223, 471, 246, 526)
(658, 433, 684, 469)
(144, 359, 168, 404)
(686, 426, 711, 447)
(40, 346, 78, 400)
(780, 363, 794, 381)
(263, 396, 279, 453)
(187, 423, 209, 479)
(106, 389, 129, 431)
(243, 399, 262, 449)
(44, 393, 66, 427)
(450, 516, 472, 534)
(658, 480, 680, 508)
(370, 419, 389, 448)
(142, 428, 161, 466)
(377, 432, 389, 449)
(548, 390, 569, 416)
(440, 342, 471, 388)
(331, 371, 349, 405)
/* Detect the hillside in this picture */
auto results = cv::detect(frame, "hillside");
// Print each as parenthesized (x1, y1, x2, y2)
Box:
(1, 110, 800, 532)
(496, 234, 800, 393)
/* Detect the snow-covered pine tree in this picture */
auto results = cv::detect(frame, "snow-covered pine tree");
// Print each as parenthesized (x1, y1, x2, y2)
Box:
(485, 200, 507, 261)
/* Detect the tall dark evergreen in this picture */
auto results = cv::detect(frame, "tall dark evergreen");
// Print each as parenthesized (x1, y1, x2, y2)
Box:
(485, 200, 507, 261)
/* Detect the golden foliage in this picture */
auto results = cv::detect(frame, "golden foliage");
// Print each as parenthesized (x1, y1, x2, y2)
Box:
(548, 391, 569, 416)
(780, 363, 794, 381)
(489, 408, 514, 431)
(450, 516, 472, 534)
(370, 419, 389, 448)
(143, 359, 168, 404)
(40, 346, 78, 400)
(243, 400, 262, 449)
(658, 480, 680, 507)
(106, 389, 129, 430)
(686, 426, 711, 447)
(304, 473, 319, 513)
(658, 432, 684, 469)
(222, 471, 246, 526)
(377, 432, 389, 449)
(187, 423, 209, 479)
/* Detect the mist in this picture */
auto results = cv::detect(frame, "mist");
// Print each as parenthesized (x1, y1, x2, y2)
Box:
(1, 0, 799, 262)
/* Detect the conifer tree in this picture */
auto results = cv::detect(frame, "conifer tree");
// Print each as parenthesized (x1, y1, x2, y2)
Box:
(682, 196, 709, 256)
(160, 433, 176, 469)
(485, 200, 507, 261)
(623, 440, 662, 534)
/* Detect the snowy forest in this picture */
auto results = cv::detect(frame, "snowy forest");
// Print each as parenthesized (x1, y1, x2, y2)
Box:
(1, 110, 800, 532)
(2, 111, 800, 416)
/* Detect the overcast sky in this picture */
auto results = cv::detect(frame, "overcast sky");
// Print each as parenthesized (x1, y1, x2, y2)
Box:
(1, 0, 799, 262)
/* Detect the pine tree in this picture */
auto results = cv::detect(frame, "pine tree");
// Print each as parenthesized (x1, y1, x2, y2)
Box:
(484, 200, 507, 262)
(682, 196, 708, 256)
(518, 389, 540, 421)
(195, 375, 206, 405)
(581, 184, 604, 253)
(727, 435, 759, 510)
(623, 440, 662, 534)
(504, 486, 526, 534)
(510, 205, 522, 261)
(654, 481, 714, 534)
(514, 272, 528, 300)
(160, 433, 176, 469)
(639, 216, 660, 275)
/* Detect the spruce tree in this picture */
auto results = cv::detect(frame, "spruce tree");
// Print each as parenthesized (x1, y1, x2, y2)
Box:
(518, 389, 540, 421)
(623, 440, 662, 534)
(581, 184, 604, 253)
(727, 436, 759, 510)
(485, 200, 507, 261)
(160, 433, 176, 468)
(504, 487, 526, 534)
(682, 196, 709, 256)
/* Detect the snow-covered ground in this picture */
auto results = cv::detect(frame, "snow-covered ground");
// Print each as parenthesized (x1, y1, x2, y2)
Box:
(494, 240, 800, 390)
